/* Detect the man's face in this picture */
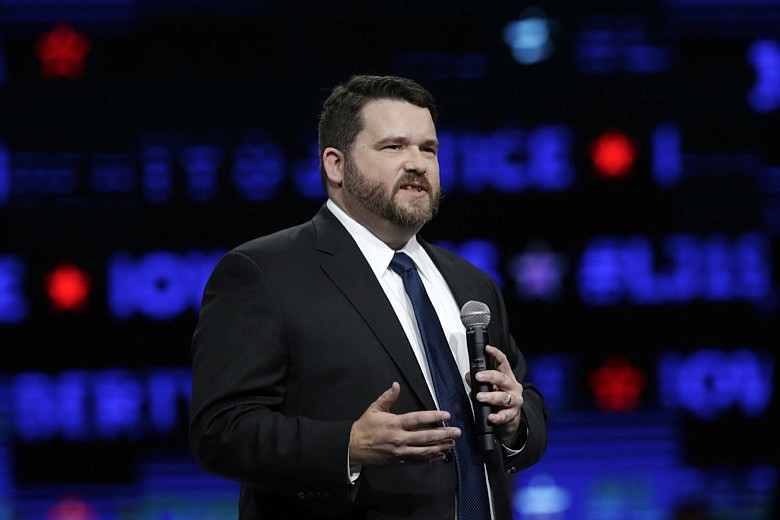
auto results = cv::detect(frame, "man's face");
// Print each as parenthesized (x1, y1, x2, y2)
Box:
(342, 99, 442, 231)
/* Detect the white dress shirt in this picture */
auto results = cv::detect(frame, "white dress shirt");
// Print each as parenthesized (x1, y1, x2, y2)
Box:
(327, 200, 497, 519)
(327, 200, 471, 399)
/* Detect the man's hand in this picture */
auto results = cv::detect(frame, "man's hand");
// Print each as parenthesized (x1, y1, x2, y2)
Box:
(465, 345, 525, 448)
(349, 382, 461, 466)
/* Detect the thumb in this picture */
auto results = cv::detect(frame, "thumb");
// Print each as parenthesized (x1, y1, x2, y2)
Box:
(372, 382, 400, 413)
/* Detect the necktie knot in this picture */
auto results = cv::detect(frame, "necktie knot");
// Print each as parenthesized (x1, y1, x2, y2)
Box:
(389, 252, 416, 276)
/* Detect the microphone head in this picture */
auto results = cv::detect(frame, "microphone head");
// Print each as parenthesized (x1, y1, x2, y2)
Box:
(460, 300, 491, 328)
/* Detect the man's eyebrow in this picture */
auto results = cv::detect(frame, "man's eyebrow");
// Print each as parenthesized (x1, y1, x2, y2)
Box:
(375, 136, 409, 146)
(374, 136, 440, 148)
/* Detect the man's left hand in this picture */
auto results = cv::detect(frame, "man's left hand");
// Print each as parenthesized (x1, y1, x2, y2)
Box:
(464, 345, 524, 447)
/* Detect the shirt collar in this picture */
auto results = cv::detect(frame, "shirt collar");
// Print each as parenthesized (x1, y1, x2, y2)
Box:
(326, 199, 430, 278)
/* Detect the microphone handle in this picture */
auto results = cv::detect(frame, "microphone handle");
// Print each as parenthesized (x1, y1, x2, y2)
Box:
(466, 325, 496, 452)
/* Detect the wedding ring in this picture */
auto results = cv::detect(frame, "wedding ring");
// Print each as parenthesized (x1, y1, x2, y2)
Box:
(504, 392, 512, 406)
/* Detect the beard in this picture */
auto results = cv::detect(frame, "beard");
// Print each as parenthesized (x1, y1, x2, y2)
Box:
(343, 156, 442, 230)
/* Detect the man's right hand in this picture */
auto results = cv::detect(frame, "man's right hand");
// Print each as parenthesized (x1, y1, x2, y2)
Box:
(348, 382, 461, 466)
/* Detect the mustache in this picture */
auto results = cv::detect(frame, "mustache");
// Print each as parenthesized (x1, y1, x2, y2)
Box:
(395, 175, 433, 192)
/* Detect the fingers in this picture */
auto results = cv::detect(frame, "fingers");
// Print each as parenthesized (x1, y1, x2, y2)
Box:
(350, 383, 461, 467)
(372, 382, 401, 413)
(470, 346, 524, 427)
(485, 345, 510, 372)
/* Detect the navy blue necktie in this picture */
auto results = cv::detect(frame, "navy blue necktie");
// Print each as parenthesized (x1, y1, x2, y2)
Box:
(389, 252, 491, 520)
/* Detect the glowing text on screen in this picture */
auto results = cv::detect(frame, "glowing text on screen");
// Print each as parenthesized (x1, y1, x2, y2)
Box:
(0, 256, 27, 323)
(747, 39, 780, 113)
(651, 123, 771, 188)
(0, 141, 9, 205)
(0, 124, 576, 208)
(575, 15, 671, 74)
(11, 368, 191, 441)
(440, 126, 575, 193)
(180, 145, 222, 202)
(436, 239, 503, 288)
(108, 250, 223, 320)
(577, 232, 771, 306)
(658, 349, 773, 419)
(231, 135, 286, 201)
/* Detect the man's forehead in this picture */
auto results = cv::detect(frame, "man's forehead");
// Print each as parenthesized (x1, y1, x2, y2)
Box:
(357, 99, 436, 137)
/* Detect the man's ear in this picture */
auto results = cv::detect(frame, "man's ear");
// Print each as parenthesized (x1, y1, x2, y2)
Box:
(322, 147, 345, 187)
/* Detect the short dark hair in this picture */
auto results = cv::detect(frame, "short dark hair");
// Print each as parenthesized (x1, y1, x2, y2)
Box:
(317, 75, 437, 189)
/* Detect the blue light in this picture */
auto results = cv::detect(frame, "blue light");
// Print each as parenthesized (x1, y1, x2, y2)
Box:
(577, 233, 773, 306)
(436, 131, 457, 193)
(141, 145, 173, 203)
(12, 152, 78, 196)
(515, 475, 571, 516)
(90, 153, 136, 194)
(735, 233, 773, 301)
(435, 239, 503, 288)
(527, 126, 576, 190)
(514, 412, 686, 519)
(576, 15, 670, 74)
(231, 132, 286, 201)
(0, 36, 5, 87)
(462, 128, 527, 192)
(58, 371, 90, 440)
(180, 145, 222, 203)
(108, 250, 223, 320)
(658, 349, 774, 419)
(0, 141, 8, 206)
(0, 255, 27, 323)
(577, 237, 624, 305)
(458, 125, 575, 193)
(13, 373, 60, 441)
(147, 368, 191, 432)
(747, 39, 780, 112)
(508, 241, 567, 302)
(10, 368, 192, 442)
(93, 369, 145, 439)
(0, 0, 136, 23)
(503, 8, 555, 65)
(292, 140, 323, 199)
(525, 355, 572, 412)
(652, 124, 682, 187)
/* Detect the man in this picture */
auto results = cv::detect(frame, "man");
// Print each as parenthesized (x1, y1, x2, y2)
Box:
(189, 75, 548, 519)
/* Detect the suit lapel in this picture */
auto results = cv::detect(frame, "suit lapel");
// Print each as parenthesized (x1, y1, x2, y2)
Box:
(421, 238, 481, 314)
(312, 206, 436, 411)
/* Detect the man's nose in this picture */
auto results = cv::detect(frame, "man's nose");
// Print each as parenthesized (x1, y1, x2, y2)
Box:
(403, 148, 428, 174)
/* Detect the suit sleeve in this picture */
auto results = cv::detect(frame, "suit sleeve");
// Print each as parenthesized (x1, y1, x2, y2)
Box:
(188, 250, 355, 503)
(490, 279, 549, 473)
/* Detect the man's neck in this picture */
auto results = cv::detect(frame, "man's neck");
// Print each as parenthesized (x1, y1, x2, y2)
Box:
(329, 198, 420, 251)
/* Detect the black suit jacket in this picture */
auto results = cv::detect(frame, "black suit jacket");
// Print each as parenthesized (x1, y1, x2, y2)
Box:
(189, 204, 548, 519)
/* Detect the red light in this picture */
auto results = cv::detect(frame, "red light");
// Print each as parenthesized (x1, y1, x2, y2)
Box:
(35, 22, 90, 80)
(590, 130, 637, 178)
(47, 494, 97, 520)
(45, 263, 91, 312)
(588, 355, 646, 412)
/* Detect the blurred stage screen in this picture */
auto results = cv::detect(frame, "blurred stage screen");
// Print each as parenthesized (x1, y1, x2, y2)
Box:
(0, 0, 777, 518)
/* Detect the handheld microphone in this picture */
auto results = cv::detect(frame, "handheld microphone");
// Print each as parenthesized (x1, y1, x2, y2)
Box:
(460, 300, 495, 453)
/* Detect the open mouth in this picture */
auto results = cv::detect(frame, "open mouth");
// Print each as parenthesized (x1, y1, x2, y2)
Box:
(400, 182, 427, 193)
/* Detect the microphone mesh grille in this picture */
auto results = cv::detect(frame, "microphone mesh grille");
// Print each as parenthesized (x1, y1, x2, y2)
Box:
(460, 300, 491, 327)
